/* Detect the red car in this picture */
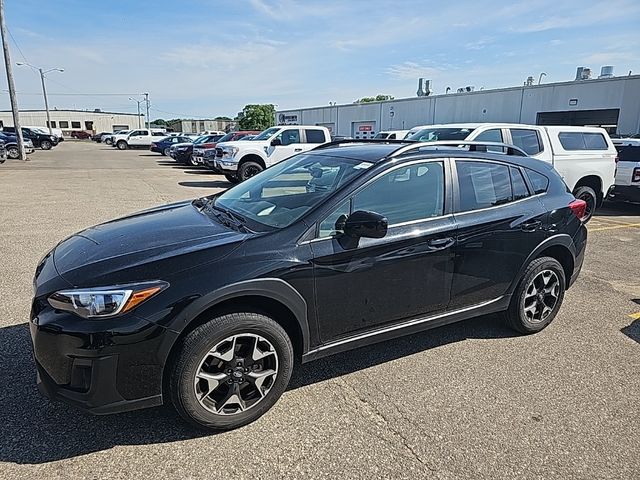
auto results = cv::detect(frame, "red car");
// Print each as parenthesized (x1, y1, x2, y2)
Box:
(70, 130, 91, 139)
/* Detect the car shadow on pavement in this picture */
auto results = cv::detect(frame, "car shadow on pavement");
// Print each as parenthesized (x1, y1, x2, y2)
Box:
(596, 201, 640, 217)
(0, 313, 514, 464)
(621, 318, 640, 345)
(178, 181, 230, 188)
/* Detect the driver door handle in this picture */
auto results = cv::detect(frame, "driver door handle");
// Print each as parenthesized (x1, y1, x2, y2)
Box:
(427, 237, 455, 250)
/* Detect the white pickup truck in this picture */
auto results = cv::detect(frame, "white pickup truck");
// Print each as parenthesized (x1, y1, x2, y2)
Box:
(609, 139, 640, 204)
(112, 128, 167, 150)
(406, 123, 617, 221)
(214, 125, 331, 182)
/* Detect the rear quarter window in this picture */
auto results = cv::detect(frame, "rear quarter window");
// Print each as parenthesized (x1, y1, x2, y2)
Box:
(305, 129, 326, 144)
(525, 169, 549, 194)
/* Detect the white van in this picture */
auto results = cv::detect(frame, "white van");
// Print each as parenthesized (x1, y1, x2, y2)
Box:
(373, 130, 410, 140)
(406, 123, 617, 220)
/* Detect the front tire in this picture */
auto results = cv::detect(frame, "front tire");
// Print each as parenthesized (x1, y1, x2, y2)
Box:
(189, 155, 199, 167)
(163, 147, 170, 156)
(573, 186, 597, 222)
(225, 174, 240, 184)
(505, 256, 566, 334)
(238, 161, 263, 182)
(41, 140, 52, 150)
(7, 147, 19, 159)
(105, 138, 113, 145)
(116, 140, 128, 150)
(170, 312, 294, 430)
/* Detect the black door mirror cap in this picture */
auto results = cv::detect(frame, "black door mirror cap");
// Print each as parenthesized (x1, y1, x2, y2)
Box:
(270, 138, 282, 147)
(344, 210, 388, 239)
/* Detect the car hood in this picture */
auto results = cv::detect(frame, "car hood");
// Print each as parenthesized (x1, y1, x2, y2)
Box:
(53, 200, 248, 286)
(217, 140, 266, 149)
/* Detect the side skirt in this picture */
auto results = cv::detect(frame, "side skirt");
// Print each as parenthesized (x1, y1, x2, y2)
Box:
(301, 295, 511, 363)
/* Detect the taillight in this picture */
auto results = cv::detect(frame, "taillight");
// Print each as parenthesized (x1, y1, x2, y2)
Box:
(633, 168, 640, 183)
(569, 199, 587, 220)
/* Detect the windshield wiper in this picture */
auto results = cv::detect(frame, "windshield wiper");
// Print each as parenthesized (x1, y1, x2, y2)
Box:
(206, 202, 250, 233)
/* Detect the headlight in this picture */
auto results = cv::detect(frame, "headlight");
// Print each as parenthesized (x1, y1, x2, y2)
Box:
(222, 146, 239, 158)
(48, 281, 168, 319)
(50, 135, 56, 141)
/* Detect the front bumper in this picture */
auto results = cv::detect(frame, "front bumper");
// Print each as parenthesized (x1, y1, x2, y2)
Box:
(203, 156, 222, 172)
(216, 158, 238, 172)
(30, 304, 178, 415)
(609, 185, 640, 203)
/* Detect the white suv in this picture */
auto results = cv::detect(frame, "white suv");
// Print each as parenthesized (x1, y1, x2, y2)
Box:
(406, 123, 617, 221)
(215, 125, 331, 182)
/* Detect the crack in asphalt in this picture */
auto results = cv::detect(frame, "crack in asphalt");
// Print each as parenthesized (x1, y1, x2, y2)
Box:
(330, 377, 437, 473)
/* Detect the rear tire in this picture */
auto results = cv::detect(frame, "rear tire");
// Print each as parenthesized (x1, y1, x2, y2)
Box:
(116, 140, 128, 150)
(41, 140, 52, 150)
(238, 161, 263, 182)
(169, 312, 294, 431)
(505, 256, 566, 334)
(7, 147, 19, 159)
(573, 186, 597, 222)
(225, 174, 240, 184)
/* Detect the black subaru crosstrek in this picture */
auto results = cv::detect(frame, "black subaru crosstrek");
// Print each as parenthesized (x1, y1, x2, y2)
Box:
(30, 140, 587, 430)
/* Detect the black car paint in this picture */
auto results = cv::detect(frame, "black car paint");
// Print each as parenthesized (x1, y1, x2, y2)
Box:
(3, 126, 56, 149)
(30, 147, 587, 415)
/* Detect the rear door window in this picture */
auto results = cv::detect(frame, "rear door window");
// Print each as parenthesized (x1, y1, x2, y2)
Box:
(456, 161, 512, 211)
(304, 129, 326, 144)
(474, 129, 503, 153)
(510, 167, 530, 200)
(510, 129, 542, 155)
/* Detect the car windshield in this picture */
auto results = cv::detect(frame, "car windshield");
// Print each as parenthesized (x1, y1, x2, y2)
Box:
(252, 127, 280, 141)
(193, 135, 211, 144)
(407, 127, 476, 142)
(373, 133, 390, 139)
(213, 153, 373, 229)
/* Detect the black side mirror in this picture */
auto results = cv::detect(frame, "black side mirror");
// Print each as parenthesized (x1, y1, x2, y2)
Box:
(343, 210, 388, 239)
(270, 138, 282, 147)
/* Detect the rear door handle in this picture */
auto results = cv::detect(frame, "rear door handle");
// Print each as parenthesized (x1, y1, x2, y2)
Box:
(427, 237, 455, 250)
(521, 220, 542, 232)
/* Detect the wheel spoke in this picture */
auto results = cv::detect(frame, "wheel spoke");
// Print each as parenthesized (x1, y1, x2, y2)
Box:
(208, 335, 237, 362)
(196, 371, 228, 399)
(246, 369, 277, 396)
(217, 383, 246, 413)
(251, 335, 274, 362)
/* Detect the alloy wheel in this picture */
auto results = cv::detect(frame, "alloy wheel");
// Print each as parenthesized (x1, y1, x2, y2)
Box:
(523, 269, 560, 323)
(242, 164, 261, 180)
(194, 333, 279, 415)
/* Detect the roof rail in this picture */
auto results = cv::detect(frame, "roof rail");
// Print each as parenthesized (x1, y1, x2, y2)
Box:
(387, 141, 528, 158)
(312, 138, 412, 150)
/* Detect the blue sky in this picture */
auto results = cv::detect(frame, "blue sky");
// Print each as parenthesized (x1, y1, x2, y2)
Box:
(2, 0, 639, 120)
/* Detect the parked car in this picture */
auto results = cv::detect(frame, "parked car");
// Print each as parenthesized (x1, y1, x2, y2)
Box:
(197, 131, 260, 169)
(2, 126, 58, 150)
(70, 131, 91, 139)
(92, 132, 111, 142)
(406, 123, 617, 221)
(373, 130, 410, 140)
(190, 134, 227, 166)
(112, 129, 167, 150)
(150, 135, 193, 155)
(24, 126, 64, 142)
(609, 139, 640, 203)
(30, 139, 587, 430)
(214, 125, 331, 183)
(0, 132, 36, 158)
(169, 134, 226, 165)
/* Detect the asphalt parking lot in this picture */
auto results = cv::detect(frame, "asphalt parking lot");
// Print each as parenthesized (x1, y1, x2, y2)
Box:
(1, 141, 639, 479)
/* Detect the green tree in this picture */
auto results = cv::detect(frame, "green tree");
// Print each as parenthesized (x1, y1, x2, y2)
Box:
(151, 118, 168, 126)
(238, 104, 276, 130)
(354, 94, 395, 103)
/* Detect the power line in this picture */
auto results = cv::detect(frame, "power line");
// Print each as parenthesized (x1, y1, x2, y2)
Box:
(6, 26, 30, 65)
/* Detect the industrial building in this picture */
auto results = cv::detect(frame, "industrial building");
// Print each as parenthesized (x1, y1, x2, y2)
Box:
(0, 109, 144, 135)
(275, 68, 640, 138)
(167, 119, 235, 134)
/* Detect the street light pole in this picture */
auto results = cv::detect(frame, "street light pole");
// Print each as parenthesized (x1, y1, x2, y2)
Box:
(129, 97, 142, 128)
(144, 92, 150, 130)
(0, 0, 26, 160)
(16, 63, 63, 136)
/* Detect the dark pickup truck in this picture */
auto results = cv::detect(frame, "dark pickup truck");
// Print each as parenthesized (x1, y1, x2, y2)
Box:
(2, 127, 58, 150)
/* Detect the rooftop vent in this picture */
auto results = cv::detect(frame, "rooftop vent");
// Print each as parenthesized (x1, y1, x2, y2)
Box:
(598, 65, 614, 79)
(575, 67, 592, 81)
(416, 78, 432, 97)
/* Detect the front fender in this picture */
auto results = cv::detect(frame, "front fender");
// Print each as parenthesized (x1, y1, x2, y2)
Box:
(172, 278, 310, 353)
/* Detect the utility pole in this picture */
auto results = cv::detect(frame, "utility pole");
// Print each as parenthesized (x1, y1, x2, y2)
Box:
(0, 0, 26, 160)
(129, 97, 142, 128)
(144, 92, 150, 130)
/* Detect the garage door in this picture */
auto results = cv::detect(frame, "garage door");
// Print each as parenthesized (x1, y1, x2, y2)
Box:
(352, 121, 377, 140)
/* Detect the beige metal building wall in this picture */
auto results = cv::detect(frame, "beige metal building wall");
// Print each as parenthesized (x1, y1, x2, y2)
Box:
(0, 110, 143, 135)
